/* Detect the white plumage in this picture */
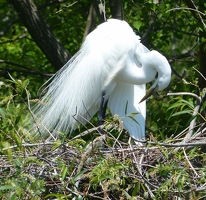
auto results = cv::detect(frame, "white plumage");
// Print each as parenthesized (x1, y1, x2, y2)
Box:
(33, 19, 171, 141)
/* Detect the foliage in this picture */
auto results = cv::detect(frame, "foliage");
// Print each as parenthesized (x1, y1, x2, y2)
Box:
(0, 79, 205, 198)
(0, 0, 206, 199)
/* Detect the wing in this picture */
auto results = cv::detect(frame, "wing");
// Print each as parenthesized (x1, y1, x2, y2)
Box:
(108, 82, 146, 140)
(107, 39, 149, 140)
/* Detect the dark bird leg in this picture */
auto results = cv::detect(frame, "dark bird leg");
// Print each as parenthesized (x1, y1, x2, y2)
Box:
(98, 91, 108, 126)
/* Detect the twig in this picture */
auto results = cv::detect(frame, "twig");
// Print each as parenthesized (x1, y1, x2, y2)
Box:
(129, 141, 155, 198)
(1, 141, 57, 151)
(193, 67, 206, 81)
(166, 7, 206, 16)
(0, 66, 52, 77)
(71, 125, 105, 140)
(183, 148, 199, 177)
(147, 141, 206, 147)
(190, 0, 206, 28)
(167, 92, 203, 145)
(192, 124, 206, 138)
(75, 135, 105, 190)
(0, 33, 27, 44)
(173, 126, 190, 139)
(2, 135, 206, 151)
(54, 1, 77, 14)
(167, 92, 200, 101)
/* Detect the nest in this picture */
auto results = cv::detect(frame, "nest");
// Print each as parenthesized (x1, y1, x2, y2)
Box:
(1, 125, 206, 200)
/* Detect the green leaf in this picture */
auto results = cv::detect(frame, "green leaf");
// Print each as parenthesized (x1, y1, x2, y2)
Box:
(0, 185, 16, 190)
(61, 164, 68, 181)
(167, 102, 185, 110)
(71, 169, 87, 184)
(133, 21, 143, 30)
(0, 108, 7, 116)
(171, 109, 193, 117)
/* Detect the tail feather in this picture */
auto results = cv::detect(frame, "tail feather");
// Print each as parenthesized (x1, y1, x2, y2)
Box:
(33, 50, 103, 138)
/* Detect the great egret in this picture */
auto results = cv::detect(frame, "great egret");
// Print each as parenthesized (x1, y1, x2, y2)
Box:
(33, 19, 171, 141)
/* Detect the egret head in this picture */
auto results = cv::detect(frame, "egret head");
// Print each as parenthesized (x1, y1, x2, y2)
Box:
(139, 51, 171, 103)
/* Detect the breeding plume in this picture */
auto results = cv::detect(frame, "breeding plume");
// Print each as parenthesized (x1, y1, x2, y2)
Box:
(33, 19, 171, 141)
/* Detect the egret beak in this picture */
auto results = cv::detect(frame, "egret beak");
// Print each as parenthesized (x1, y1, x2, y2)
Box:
(139, 85, 158, 103)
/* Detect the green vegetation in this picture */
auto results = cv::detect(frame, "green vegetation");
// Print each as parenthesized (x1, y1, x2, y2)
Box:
(0, 0, 206, 199)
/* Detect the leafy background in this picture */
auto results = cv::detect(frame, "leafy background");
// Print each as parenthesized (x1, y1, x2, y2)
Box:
(0, 0, 206, 199)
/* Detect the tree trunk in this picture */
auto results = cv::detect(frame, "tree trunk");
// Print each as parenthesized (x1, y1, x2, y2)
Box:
(83, 0, 124, 41)
(9, 0, 70, 70)
(110, 0, 124, 20)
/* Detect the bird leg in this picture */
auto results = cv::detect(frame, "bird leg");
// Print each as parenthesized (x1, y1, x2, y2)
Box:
(98, 91, 108, 126)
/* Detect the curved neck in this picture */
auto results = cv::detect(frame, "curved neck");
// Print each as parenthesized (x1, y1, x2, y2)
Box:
(115, 50, 171, 89)
(116, 56, 157, 85)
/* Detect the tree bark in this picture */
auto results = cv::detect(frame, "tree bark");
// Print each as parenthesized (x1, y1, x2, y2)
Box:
(110, 0, 124, 20)
(83, 5, 97, 41)
(83, 0, 124, 40)
(9, 0, 70, 70)
(92, 0, 106, 23)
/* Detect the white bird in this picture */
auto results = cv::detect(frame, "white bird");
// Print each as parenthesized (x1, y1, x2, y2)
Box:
(33, 19, 171, 142)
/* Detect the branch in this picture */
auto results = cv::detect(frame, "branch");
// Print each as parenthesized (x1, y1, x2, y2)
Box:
(169, 52, 194, 64)
(157, 26, 199, 37)
(0, 18, 19, 37)
(167, 92, 200, 101)
(109, 0, 124, 20)
(0, 60, 52, 77)
(182, 0, 206, 28)
(83, 5, 97, 41)
(8, 0, 70, 70)
(168, 42, 198, 80)
(0, 59, 31, 69)
(167, 91, 206, 147)
(1, 1, 68, 37)
(0, 33, 28, 44)
(83, 0, 124, 41)
(141, 12, 157, 46)
(92, 0, 106, 23)
(167, 7, 206, 17)
(0, 68, 52, 78)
